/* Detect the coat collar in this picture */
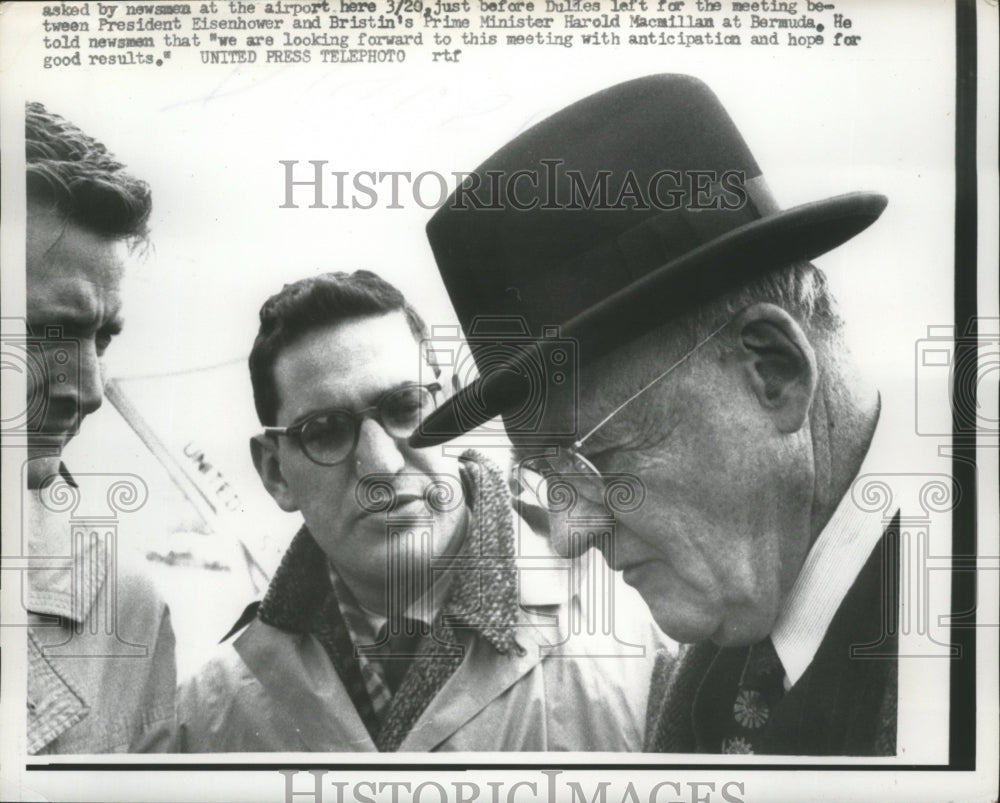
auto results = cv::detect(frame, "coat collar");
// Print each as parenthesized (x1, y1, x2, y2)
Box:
(25, 468, 107, 624)
(27, 631, 90, 754)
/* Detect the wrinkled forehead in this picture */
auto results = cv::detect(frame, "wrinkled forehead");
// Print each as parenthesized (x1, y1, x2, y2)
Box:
(28, 206, 127, 272)
(273, 313, 430, 414)
(26, 211, 127, 321)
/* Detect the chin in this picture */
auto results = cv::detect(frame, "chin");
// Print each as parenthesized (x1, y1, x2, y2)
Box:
(25, 453, 63, 490)
(647, 601, 721, 644)
(709, 612, 776, 647)
(641, 581, 776, 645)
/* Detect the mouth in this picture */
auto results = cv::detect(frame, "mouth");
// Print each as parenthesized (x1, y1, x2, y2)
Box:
(389, 493, 425, 512)
(354, 491, 429, 522)
(601, 540, 636, 573)
(621, 564, 643, 585)
(613, 548, 658, 578)
(29, 429, 73, 447)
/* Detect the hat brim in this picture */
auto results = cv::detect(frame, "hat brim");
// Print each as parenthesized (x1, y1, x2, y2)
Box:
(412, 190, 887, 448)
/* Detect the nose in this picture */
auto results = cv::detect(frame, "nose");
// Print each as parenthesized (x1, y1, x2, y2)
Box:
(75, 340, 105, 418)
(354, 416, 406, 477)
(545, 486, 615, 560)
(45, 338, 103, 420)
(548, 507, 574, 557)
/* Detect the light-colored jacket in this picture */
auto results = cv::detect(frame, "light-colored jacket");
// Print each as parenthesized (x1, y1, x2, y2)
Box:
(176, 525, 669, 752)
(26, 481, 176, 754)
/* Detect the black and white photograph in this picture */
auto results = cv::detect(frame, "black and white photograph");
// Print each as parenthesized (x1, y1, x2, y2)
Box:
(1, 0, 997, 801)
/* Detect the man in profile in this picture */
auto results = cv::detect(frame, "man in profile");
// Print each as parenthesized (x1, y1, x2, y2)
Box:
(23, 102, 176, 753)
(414, 75, 900, 755)
(176, 269, 666, 752)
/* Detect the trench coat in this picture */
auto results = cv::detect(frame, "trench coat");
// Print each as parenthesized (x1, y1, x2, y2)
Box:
(176, 522, 669, 752)
(26, 484, 176, 754)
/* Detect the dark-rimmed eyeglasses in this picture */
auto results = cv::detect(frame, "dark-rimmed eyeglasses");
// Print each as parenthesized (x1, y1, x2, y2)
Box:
(518, 321, 730, 502)
(264, 383, 442, 467)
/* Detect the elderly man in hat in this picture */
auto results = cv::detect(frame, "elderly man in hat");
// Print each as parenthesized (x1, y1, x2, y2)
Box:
(413, 75, 898, 755)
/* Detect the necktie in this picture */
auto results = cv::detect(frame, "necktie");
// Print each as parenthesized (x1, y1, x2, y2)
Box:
(722, 638, 786, 754)
(380, 617, 430, 695)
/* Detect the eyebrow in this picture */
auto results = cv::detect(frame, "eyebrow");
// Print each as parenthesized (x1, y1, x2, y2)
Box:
(28, 309, 92, 335)
(289, 380, 424, 427)
(31, 294, 124, 330)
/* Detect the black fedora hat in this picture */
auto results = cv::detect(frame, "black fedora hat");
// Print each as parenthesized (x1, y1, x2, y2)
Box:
(411, 74, 886, 447)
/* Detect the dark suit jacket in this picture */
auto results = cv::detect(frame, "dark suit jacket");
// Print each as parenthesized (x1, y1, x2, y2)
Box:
(645, 517, 899, 756)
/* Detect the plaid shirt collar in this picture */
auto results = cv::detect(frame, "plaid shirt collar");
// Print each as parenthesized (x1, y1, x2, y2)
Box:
(326, 563, 455, 721)
(327, 568, 396, 720)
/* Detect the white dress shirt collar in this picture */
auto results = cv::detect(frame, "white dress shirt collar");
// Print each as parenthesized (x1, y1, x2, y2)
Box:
(770, 398, 896, 687)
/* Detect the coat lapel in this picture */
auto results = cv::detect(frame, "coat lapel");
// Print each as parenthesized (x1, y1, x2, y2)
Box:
(391, 531, 569, 751)
(645, 641, 718, 752)
(26, 631, 89, 754)
(25, 483, 103, 754)
(759, 519, 899, 755)
(377, 451, 543, 751)
(235, 621, 376, 751)
(397, 600, 558, 751)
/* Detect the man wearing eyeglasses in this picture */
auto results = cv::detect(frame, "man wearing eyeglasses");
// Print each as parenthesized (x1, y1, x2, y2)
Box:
(412, 76, 902, 756)
(174, 270, 666, 752)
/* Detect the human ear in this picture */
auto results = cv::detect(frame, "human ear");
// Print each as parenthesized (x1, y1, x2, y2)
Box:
(734, 303, 818, 434)
(250, 434, 299, 512)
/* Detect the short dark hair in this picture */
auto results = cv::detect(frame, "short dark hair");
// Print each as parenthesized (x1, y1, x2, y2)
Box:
(25, 101, 152, 242)
(249, 270, 433, 425)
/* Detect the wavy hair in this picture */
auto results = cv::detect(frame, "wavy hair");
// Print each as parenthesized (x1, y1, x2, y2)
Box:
(26, 101, 151, 243)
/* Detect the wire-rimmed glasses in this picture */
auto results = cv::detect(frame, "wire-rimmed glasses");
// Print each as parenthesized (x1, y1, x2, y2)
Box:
(517, 320, 730, 501)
